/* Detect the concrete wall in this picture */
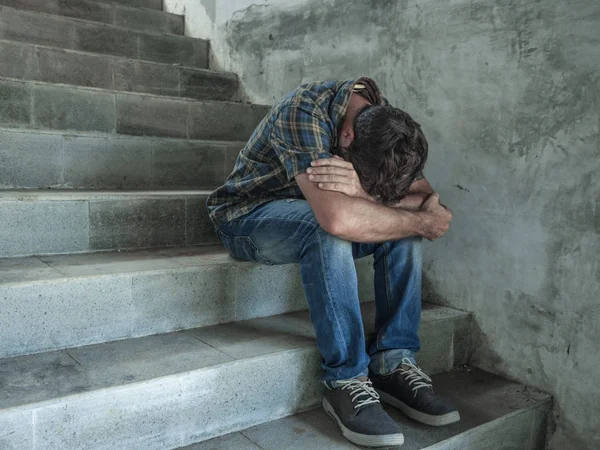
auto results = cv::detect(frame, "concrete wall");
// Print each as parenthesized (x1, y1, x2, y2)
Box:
(170, 0, 599, 448)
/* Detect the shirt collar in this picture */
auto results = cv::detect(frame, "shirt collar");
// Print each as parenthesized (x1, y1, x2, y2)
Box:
(331, 77, 383, 145)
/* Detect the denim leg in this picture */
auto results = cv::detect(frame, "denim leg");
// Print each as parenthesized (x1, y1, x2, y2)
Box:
(218, 199, 370, 383)
(353, 237, 423, 374)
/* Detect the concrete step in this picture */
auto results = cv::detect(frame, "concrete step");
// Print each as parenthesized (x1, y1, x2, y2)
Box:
(0, 129, 243, 190)
(0, 6, 206, 67)
(0, 78, 267, 139)
(0, 0, 182, 35)
(0, 245, 409, 357)
(0, 41, 239, 101)
(83, 0, 163, 10)
(182, 369, 551, 450)
(0, 302, 479, 449)
(0, 190, 219, 258)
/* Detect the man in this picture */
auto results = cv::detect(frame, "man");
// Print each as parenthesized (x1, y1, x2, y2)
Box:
(207, 77, 457, 448)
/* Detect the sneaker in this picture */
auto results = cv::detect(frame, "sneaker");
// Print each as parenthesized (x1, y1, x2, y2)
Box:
(323, 376, 404, 448)
(370, 358, 460, 427)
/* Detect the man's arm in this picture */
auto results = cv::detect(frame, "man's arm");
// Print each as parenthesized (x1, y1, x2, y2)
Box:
(409, 177, 434, 194)
(386, 178, 435, 210)
(296, 173, 451, 243)
(305, 157, 435, 211)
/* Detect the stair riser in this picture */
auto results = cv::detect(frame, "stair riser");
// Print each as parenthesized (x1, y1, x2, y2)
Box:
(0, 194, 217, 257)
(0, 258, 380, 358)
(0, 130, 243, 190)
(0, 0, 182, 35)
(423, 403, 551, 450)
(0, 42, 239, 101)
(0, 79, 267, 139)
(0, 7, 206, 67)
(0, 317, 473, 450)
(0, 350, 321, 450)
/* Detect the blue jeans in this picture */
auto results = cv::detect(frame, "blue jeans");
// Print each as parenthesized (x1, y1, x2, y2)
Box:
(217, 199, 422, 385)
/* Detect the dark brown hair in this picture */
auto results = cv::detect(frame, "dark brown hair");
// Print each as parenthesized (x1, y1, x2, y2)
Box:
(348, 105, 428, 204)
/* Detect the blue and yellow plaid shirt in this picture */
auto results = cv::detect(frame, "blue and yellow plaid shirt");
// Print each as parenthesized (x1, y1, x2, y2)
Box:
(207, 77, 385, 228)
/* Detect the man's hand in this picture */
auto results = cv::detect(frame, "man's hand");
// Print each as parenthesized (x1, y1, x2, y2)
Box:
(419, 193, 453, 240)
(305, 156, 374, 201)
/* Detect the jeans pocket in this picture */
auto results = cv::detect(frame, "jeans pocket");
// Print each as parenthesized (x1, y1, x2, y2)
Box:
(217, 230, 274, 265)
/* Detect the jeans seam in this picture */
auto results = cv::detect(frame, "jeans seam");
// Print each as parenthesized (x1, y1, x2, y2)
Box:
(315, 228, 350, 382)
(377, 242, 392, 353)
(218, 229, 274, 265)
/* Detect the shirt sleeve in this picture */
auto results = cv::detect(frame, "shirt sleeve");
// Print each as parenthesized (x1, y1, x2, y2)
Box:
(270, 105, 333, 181)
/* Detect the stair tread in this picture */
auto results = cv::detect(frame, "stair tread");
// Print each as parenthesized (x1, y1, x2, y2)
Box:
(0, 189, 215, 201)
(0, 245, 228, 282)
(181, 369, 550, 450)
(0, 246, 466, 331)
(0, 0, 183, 36)
(88, 0, 162, 10)
(0, 4, 191, 41)
(0, 76, 268, 141)
(0, 75, 251, 106)
(0, 39, 234, 75)
(0, 5, 207, 68)
(0, 301, 468, 411)
(0, 40, 241, 103)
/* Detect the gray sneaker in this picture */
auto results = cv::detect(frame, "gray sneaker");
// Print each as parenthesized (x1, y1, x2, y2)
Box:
(370, 358, 460, 427)
(323, 376, 404, 448)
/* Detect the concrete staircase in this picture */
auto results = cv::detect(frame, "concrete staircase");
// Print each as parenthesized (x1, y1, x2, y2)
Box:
(0, 1, 551, 449)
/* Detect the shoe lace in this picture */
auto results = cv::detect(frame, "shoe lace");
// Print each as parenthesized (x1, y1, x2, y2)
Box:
(397, 357, 433, 397)
(337, 378, 381, 410)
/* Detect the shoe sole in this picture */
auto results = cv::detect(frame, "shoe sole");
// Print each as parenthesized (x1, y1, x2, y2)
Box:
(377, 390, 461, 427)
(322, 398, 404, 448)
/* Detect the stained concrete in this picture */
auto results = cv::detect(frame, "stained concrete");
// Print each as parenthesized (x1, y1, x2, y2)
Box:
(203, 0, 599, 447)
(63, 136, 153, 189)
(0, 199, 89, 256)
(116, 93, 189, 138)
(34, 83, 115, 133)
(0, 130, 63, 188)
(149, 140, 236, 189)
(89, 198, 187, 249)
(185, 197, 220, 245)
(0, 79, 32, 127)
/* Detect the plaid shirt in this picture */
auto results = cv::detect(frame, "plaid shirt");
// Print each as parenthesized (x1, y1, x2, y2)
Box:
(207, 78, 385, 228)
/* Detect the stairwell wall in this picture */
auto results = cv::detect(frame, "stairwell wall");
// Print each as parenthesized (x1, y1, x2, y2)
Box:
(166, 0, 600, 448)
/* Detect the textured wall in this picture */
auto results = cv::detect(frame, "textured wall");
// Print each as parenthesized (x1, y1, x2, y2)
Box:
(207, 0, 600, 447)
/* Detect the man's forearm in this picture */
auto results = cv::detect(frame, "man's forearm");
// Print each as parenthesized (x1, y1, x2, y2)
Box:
(388, 193, 428, 211)
(296, 173, 427, 243)
(331, 196, 424, 243)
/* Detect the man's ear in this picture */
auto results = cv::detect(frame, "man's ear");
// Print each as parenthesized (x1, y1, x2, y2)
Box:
(339, 126, 355, 148)
(343, 127, 354, 142)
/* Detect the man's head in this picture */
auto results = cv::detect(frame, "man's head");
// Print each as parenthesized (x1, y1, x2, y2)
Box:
(338, 104, 428, 204)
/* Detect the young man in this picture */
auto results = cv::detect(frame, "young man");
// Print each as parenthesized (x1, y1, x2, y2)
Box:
(207, 77, 458, 448)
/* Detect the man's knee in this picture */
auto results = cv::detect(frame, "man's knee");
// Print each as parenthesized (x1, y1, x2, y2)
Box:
(386, 236, 423, 262)
(311, 226, 354, 259)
